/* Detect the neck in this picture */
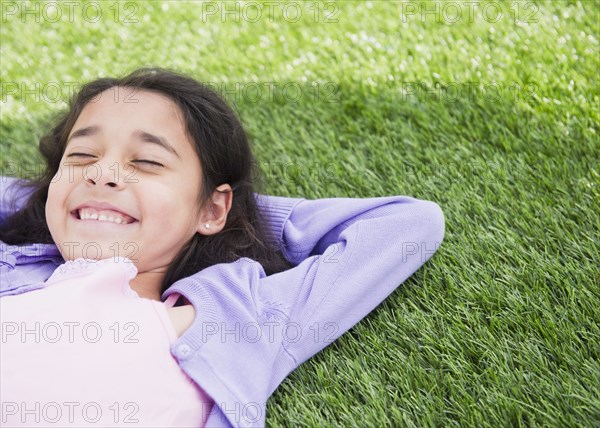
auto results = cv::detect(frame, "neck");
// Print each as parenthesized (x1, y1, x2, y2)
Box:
(129, 271, 164, 301)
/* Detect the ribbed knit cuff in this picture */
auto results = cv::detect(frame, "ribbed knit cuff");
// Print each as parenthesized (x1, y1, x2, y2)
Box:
(253, 193, 304, 245)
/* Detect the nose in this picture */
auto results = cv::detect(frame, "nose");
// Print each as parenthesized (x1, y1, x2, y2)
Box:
(86, 178, 118, 188)
(83, 164, 121, 188)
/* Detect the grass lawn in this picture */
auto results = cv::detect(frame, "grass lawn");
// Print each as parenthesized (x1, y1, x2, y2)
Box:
(1, 0, 598, 426)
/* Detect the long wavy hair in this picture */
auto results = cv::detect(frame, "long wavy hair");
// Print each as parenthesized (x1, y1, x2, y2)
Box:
(0, 68, 294, 294)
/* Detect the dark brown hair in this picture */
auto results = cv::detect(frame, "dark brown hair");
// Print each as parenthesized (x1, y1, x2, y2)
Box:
(0, 68, 294, 294)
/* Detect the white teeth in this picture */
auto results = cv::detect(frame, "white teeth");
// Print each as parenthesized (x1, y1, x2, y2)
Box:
(78, 208, 133, 224)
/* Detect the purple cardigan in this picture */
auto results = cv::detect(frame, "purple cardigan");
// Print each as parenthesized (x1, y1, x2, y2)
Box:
(0, 176, 445, 427)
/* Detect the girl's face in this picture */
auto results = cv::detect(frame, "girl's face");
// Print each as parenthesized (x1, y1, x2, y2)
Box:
(46, 88, 206, 275)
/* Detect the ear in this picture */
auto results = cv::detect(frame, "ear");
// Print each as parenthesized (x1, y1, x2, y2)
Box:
(196, 184, 233, 235)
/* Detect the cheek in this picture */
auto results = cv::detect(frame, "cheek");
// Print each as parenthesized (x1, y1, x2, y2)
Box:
(45, 192, 60, 250)
(45, 177, 70, 230)
(45, 183, 61, 232)
(149, 179, 197, 211)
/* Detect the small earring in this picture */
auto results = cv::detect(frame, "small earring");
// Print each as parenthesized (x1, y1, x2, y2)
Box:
(204, 224, 210, 229)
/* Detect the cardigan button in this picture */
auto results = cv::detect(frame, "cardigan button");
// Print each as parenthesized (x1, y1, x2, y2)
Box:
(175, 344, 192, 359)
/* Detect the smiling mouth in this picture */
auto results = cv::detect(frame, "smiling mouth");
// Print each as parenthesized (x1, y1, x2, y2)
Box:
(71, 208, 137, 225)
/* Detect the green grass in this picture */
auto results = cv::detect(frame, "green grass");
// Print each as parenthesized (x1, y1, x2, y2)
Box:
(1, 1, 598, 426)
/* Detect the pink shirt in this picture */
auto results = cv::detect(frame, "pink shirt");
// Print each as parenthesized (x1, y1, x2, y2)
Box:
(1, 257, 213, 427)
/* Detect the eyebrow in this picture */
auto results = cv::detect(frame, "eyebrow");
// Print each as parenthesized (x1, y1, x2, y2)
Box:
(133, 130, 180, 158)
(67, 126, 180, 158)
(67, 125, 99, 141)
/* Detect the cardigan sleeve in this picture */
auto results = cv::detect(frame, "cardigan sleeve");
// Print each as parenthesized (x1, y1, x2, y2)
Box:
(255, 195, 445, 367)
(0, 176, 34, 226)
(254, 193, 438, 265)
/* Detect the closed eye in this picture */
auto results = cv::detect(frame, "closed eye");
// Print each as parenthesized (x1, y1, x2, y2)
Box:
(66, 154, 162, 167)
(132, 160, 164, 168)
(67, 152, 95, 158)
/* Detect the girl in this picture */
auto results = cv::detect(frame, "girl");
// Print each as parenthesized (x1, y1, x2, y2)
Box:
(0, 68, 445, 427)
